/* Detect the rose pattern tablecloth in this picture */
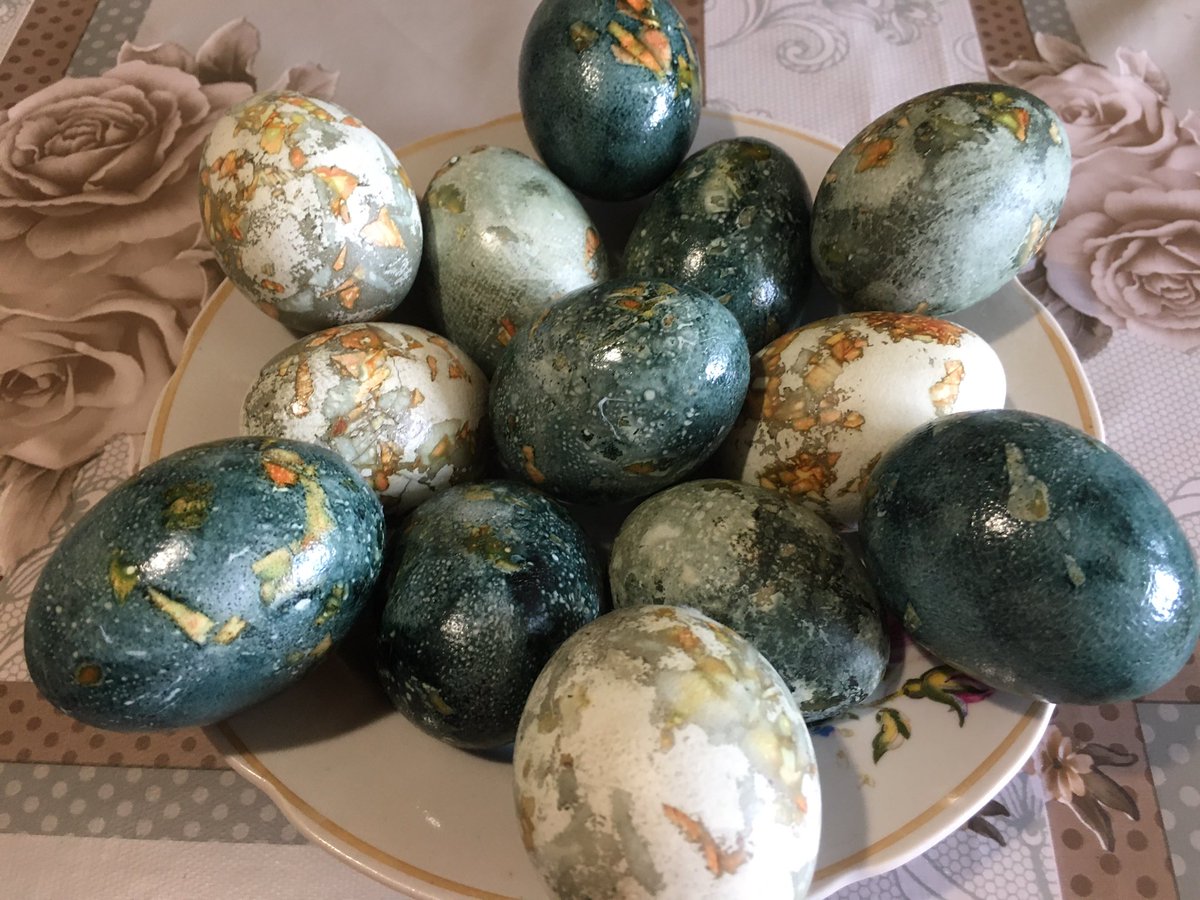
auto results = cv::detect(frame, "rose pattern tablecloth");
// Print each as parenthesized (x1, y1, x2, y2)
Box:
(1, 1, 1198, 898)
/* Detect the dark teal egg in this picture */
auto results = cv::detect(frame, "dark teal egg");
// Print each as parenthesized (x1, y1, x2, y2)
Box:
(624, 138, 814, 352)
(609, 479, 887, 720)
(860, 410, 1200, 704)
(518, 0, 702, 200)
(490, 278, 750, 504)
(23, 437, 385, 730)
(375, 480, 603, 748)
(811, 83, 1071, 315)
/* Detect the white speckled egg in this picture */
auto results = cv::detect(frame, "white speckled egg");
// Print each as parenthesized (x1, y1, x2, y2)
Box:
(241, 323, 487, 513)
(199, 91, 422, 332)
(514, 605, 821, 899)
(719, 311, 1006, 528)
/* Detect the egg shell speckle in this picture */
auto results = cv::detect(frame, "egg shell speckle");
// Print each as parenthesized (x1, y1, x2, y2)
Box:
(199, 91, 422, 332)
(514, 605, 821, 899)
(519, 0, 702, 200)
(420, 145, 611, 376)
(719, 311, 1006, 528)
(23, 437, 385, 730)
(241, 323, 488, 514)
(811, 82, 1070, 315)
(610, 479, 888, 720)
(376, 480, 603, 749)
(624, 137, 814, 352)
(861, 409, 1200, 704)
(490, 278, 750, 505)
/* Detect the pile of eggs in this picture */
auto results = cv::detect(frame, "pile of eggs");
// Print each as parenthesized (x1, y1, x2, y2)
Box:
(23, 1, 1200, 898)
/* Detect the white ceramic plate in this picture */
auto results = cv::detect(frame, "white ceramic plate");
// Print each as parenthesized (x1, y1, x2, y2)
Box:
(143, 111, 1103, 899)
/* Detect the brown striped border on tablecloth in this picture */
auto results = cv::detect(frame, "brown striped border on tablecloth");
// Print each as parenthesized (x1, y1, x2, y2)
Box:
(0, 0, 100, 109)
(968, 0, 1039, 74)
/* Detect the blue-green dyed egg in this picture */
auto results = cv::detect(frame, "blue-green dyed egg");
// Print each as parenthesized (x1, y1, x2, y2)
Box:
(811, 83, 1070, 316)
(624, 138, 814, 352)
(490, 278, 750, 504)
(518, 0, 702, 200)
(23, 437, 385, 730)
(610, 479, 888, 720)
(860, 410, 1200, 704)
(376, 481, 603, 748)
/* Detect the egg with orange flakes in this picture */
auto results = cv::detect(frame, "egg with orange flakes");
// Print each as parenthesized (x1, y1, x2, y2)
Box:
(718, 311, 1006, 529)
(199, 91, 422, 333)
(241, 323, 488, 514)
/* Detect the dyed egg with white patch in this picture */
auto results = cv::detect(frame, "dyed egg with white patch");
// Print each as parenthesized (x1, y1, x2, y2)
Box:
(624, 137, 814, 352)
(421, 145, 610, 376)
(519, 0, 702, 199)
(811, 82, 1070, 315)
(241, 323, 487, 514)
(199, 91, 422, 332)
(719, 311, 1005, 528)
(861, 410, 1200, 704)
(490, 278, 750, 505)
(376, 481, 604, 749)
(23, 438, 385, 730)
(514, 605, 821, 898)
(610, 479, 888, 721)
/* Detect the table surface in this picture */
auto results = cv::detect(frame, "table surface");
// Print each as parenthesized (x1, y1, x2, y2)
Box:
(1, 2, 1198, 898)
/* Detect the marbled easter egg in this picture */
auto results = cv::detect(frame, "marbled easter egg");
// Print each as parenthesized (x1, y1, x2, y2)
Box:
(490, 278, 750, 504)
(811, 83, 1070, 315)
(860, 410, 1200, 704)
(199, 91, 422, 332)
(624, 137, 814, 352)
(514, 605, 822, 899)
(376, 481, 603, 749)
(421, 145, 610, 375)
(241, 323, 487, 514)
(719, 312, 1006, 528)
(610, 479, 888, 720)
(23, 438, 385, 730)
(519, 0, 702, 199)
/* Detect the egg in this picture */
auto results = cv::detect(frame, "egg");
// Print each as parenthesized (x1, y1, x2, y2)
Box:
(420, 145, 610, 375)
(514, 605, 821, 898)
(624, 137, 814, 352)
(519, 0, 702, 199)
(241, 323, 488, 514)
(199, 91, 423, 332)
(376, 481, 603, 749)
(23, 437, 385, 730)
(609, 479, 888, 721)
(860, 409, 1200, 704)
(719, 311, 1006, 528)
(811, 82, 1070, 315)
(490, 278, 750, 504)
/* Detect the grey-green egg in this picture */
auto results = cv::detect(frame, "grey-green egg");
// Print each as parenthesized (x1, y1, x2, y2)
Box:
(811, 82, 1070, 316)
(490, 278, 750, 504)
(23, 438, 385, 730)
(624, 138, 814, 352)
(610, 479, 888, 720)
(375, 480, 603, 749)
(420, 145, 611, 376)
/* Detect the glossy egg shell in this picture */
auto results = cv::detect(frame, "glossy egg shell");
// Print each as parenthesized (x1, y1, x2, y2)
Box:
(860, 409, 1200, 704)
(519, 0, 702, 199)
(23, 437, 385, 730)
(624, 137, 813, 352)
(376, 481, 603, 749)
(241, 323, 488, 514)
(199, 91, 422, 332)
(514, 605, 821, 898)
(490, 278, 750, 504)
(610, 479, 888, 720)
(811, 83, 1070, 315)
(420, 145, 610, 376)
(719, 312, 1006, 528)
